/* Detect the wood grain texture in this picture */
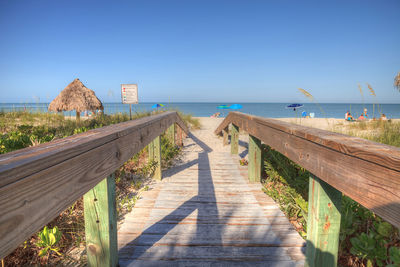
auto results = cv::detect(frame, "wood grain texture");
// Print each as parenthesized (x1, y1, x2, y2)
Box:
(223, 127, 229, 146)
(84, 174, 118, 267)
(176, 125, 184, 147)
(305, 175, 341, 267)
(230, 124, 239, 155)
(149, 136, 162, 180)
(248, 135, 262, 183)
(215, 112, 400, 228)
(0, 111, 188, 188)
(166, 124, 175, 145)
(118, 127, 305, 266)
(0, 111, 188, 258)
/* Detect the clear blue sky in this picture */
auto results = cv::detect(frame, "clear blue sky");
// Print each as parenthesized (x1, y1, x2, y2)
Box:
(0, 0, 399, 103)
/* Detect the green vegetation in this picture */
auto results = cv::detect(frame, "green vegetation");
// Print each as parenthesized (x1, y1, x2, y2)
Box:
(36, 226, 62, 258)
(262, 145, 309, 238)
(343, 120, 400, 148)
(261, 120, 400, 267)
(176, 111, 201, 130)
(1, 110, 199, 266)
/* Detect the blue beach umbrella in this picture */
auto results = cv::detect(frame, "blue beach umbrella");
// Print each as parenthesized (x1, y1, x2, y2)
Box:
(229, 104, 243, 110)
(286, 103, 303, 111)
(217, 105, 229, 117)
(152, 103, 165, 109)
(217, 105, 229, 109)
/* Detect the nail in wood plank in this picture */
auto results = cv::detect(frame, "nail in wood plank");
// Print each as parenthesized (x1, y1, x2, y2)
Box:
(305, 175, 341, 267)
(84, 173, 118, 267)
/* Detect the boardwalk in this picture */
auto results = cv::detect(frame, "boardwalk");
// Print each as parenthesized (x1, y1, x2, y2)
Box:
(118, 118, 305, 266)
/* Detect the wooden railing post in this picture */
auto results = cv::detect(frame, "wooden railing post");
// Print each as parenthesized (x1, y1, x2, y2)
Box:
(167, 124, 175, 145)
(83, 173, 118, 267)
(230, 124, 239, 154)
(149, 135, 162, 180)
(305, 175, 342, 267)
(223, 127, 229, 146)
(248, 135, 262, 182)
(176, 125, 184, 147)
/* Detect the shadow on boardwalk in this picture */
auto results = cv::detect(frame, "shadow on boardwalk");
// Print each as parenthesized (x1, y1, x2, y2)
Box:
(119, 132, 304, 266)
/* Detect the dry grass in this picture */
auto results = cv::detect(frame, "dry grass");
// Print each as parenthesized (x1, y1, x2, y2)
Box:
(367, 83, 376, 97)
(48, 78, 103, 113)
(395, 71, 400, 90)
(335, 120, 400, 148)
(298, 88, 314, 101)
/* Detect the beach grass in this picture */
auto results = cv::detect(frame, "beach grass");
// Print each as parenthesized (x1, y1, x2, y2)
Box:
(339, 120, 400, 147)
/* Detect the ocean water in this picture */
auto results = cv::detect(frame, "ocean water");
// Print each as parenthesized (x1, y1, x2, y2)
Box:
(0, 102, 399, 119)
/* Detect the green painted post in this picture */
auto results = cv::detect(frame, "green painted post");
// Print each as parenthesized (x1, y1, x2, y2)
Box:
(149, 136, 162, 180)
(148, 139, 154, 160)
(84, 174, 118, 267)
(248, 135, 262, 182)
(223, 127, 229, 146)
(230, 124, 239, 154)
(305, 175, 342, 267)
(167, 124, 175, 145)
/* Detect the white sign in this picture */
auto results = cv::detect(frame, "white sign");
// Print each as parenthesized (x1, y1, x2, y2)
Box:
(121, 84, 138, 104)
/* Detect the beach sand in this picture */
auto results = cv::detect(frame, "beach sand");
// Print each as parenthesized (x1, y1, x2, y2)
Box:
(196, 117, 346, 132)
(196, 116, 400, 132)
(187, 117, 344, 168)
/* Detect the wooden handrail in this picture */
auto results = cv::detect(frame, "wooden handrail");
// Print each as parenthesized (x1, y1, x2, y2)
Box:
(216, 111, 400, 266)
(215, 111, 400, 228)
(0, 111, 188, 259)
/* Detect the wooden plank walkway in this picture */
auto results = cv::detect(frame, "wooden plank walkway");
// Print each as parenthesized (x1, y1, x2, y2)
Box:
(118, 119, 305, 266)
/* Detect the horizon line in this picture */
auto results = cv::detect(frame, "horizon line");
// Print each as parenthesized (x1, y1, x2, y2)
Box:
(0, 101, 399, 105)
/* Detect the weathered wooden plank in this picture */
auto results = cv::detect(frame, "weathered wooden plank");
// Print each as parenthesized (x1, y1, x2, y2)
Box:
(149, 136, 162, 180)
(84, 174, 118, 267)
(0, 111, 187, 188)
(215, 112, 400, 170)
(166, 123, 175, 145)
(230, 124, 239, 154)
(214, 111, 400, 228)
(223, 127, 229, 146)
(119, 259, 301, 267)
(176, 125, 184, 147)
(305, 175, 341, 267)
(248, 134, 262, 182)
(117, 123, 305, 265)
(125, 233, 304, 247)
(0, 112, 188, 258)
(119, 245, 304, 260)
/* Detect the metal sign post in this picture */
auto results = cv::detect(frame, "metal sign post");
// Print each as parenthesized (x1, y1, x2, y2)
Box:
(121, 84, 138, 120)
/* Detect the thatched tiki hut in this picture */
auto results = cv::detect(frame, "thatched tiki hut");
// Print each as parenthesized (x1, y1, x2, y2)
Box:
(48, 78, 103, 121)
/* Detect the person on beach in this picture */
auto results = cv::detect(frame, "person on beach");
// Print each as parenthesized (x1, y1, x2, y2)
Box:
(358, 113, 366, 120)
(345, 111, 350, 120)
(346, 112, 354, 121)
(380, 114, 387, 120)
(363, 108, 368, 119)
